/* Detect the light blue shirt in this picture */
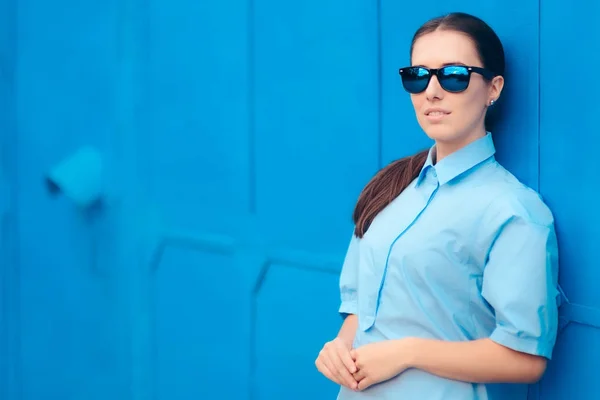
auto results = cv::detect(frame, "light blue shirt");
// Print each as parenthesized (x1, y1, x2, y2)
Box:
(337, 133, 560, 400)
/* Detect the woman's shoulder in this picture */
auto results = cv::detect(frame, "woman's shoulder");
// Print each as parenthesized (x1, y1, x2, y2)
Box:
(481, 162, 555, 227)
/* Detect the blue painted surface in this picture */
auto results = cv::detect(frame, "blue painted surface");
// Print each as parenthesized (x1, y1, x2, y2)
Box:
(0, 0, 598, 399)
(537, 1, 600, 398)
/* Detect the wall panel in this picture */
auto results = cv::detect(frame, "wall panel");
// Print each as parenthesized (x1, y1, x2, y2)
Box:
(539, 2, 600, 398)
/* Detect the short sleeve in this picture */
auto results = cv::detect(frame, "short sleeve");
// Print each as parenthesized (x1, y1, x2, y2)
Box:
(339, 233, 360, 318)
(481, 192, 560, 359)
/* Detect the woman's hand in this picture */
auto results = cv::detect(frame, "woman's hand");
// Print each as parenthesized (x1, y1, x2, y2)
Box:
(315, 337, 359, 390)
(351, 339, 413, 390)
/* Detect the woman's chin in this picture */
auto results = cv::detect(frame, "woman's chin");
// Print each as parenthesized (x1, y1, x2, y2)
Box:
(422, 124, 458, 142)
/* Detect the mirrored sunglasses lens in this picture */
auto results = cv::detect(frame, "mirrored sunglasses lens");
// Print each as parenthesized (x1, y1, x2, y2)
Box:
(439, 66, 470, 92)
(401, 67, 429, 93)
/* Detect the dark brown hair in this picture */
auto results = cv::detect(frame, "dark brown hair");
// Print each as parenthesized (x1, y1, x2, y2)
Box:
(352, 12, 505, 238)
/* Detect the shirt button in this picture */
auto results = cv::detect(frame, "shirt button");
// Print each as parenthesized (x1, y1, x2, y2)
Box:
(431, 169, 437, 178)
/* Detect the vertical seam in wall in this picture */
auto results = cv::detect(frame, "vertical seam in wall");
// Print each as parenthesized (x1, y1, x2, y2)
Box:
(0, 1, 7, 393)
(117, 0, 143, 397)
(377, 0, 383, 169)
(8, 0, 21, 396)
(247, 1, 257, 397)
(141, 0, 153, 206)
(249, 283, 258, 400)
(534, 2, 542, 399)
(248, 0, 256, 214)
(11, 0, 21, 396)
(534, 0, 542, 400)
(537, 0, 542, 193)
(137, 5, 153, 400)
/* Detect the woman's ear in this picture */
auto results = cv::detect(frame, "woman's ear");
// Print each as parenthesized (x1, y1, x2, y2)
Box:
(488, 75, 505, 104)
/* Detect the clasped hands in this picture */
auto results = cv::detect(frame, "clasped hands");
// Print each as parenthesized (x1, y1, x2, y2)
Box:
(315, 337, 412, 391)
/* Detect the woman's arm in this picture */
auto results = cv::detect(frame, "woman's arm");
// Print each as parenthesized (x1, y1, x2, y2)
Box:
(404, 337, 547, 384)
(338, 314, 358, 348)
(349, 336, 546, 391)
(403, 194, 556, 385)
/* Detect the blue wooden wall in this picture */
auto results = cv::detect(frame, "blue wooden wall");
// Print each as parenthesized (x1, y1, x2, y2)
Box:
(0, 0, 599, 399)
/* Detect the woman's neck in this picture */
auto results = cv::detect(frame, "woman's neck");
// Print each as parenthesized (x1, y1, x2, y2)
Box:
(433, 130, 487, 163)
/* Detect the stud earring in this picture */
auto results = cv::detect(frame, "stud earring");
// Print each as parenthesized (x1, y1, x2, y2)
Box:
(489, 99, 495, 106)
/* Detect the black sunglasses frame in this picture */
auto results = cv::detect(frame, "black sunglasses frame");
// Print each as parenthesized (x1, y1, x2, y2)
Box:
(398, 65, 497, 94)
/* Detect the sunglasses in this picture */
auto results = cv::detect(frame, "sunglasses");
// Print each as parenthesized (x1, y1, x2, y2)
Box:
(398, 65, 496, 94)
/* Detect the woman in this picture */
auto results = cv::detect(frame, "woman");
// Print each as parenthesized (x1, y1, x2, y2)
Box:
(315, 12, 559, 400)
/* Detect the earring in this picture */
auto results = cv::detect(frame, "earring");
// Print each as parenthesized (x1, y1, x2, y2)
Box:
(489, 99, 495, 106)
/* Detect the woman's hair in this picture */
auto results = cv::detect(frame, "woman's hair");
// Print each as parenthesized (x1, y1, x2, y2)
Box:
(352, 12, 505, 238)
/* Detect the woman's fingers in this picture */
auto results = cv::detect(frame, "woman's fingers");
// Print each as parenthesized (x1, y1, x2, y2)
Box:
(335, 339, 357, 374)
(352, 368, 366, 382)
(316, 340, 359, 390)
(331, 340, 358, 390)
(315, 356, 341, 385)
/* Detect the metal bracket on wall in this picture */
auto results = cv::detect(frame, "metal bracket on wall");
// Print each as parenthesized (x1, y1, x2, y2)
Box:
(45, 146, 104, 210)
(557, 285, 600, 332)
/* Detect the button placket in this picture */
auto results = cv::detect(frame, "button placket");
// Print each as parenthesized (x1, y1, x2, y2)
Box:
(362, 179, 440, 331)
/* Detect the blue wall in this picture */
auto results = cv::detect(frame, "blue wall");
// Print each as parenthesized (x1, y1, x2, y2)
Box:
(1, 0, 599, 399)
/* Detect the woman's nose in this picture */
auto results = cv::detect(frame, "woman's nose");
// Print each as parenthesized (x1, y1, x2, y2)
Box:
(425, 74, 444, 100)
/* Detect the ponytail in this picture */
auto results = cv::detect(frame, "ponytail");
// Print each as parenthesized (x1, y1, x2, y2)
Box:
(353, 149, 429, 238)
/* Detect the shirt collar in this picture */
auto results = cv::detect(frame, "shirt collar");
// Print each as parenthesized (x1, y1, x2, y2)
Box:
(416, 132, 496, 187)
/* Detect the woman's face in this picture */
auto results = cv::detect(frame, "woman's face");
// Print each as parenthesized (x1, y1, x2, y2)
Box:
(409, 29, 503, 160)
